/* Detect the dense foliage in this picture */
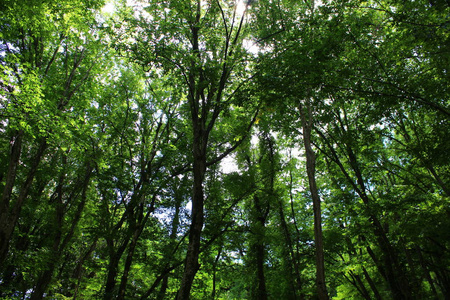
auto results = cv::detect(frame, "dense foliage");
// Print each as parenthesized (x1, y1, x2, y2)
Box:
(1, 0, 448, 299)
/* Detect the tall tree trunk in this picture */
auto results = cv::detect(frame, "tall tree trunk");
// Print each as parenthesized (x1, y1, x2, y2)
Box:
(278, 199, 303, 299)
(30, 173, 65, 300)
(117, 209, 149, 300)
(103, 231, 135, 300)
(299, 102, 329, 300)
(176, 1, 207, 296)
(211, 245, 222, 300)
(30, 162, 92, 300)
(249, 194, 268, 300)
(104, 240, 119, 299)
(345, 272, 371, 300)
(116, 230, 138, 300)
(352, 271, 372, 300)
(415, 247, 439, 299)
(253, 240, 268, 300)
(288, 168, 305, 299)
(0, 137, 46, 266)
(346, 144, 412, 299)
(362, 266, 382, 300)
(177, 126, 206, 300)
(141, 262, 184, 300)
(317, 123, 412, 299)
(72, 239, 98, 300)
(0, 131, 23, 266)
(175, 0, 250, 296)
(158, 186, 182, 299)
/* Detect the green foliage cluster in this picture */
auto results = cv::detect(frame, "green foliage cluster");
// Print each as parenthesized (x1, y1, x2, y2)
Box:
(0, 0, 448, 299)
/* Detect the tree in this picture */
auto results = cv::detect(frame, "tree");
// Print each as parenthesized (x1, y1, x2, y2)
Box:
(117, 0, 260, 297)
(1, 0, 107, 297)
(1, 0, 448, 298)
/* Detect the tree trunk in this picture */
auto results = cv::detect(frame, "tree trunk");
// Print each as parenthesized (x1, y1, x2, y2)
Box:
(158, 186, 182, 299)
(415, 247, 439, 299)
(29, 175, 65, 300)
(104, 238, 120, 300)
(288, 168, 305, 299)
(254, 241, 268, 300)
(117, 212, 148, 300)
(299, 102, 329, 300)
(177, 128, 206, 300)
(30, 164, 92, 300)
(176, 2, 207, 296)
(278, 194, 303, 299)
(0, 137, 46, 266)
(362, 266, 382, 300)
(249, 194, 268, 300)
(0, 131, 23, 267)
(351, 271, 372, 300)
(317, 122, 412, 299)
(175, 0, 250, 296)
(141, 261, 184, 300)
(211, 245, 222, 300)
(72, 239, 98, 300)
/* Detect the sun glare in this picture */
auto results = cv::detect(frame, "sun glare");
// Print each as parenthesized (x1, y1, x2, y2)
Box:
(101, 1, 115, 14)
(236, 0, 247, 17)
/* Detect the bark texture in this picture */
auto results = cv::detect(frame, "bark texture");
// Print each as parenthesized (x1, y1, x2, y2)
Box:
(299, 102, 329, 300)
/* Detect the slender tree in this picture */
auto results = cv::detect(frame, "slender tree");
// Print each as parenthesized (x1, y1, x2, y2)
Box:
(119, 0, 259, 297)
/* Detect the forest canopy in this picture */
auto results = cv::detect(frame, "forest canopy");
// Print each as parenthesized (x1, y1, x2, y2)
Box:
(0, 0, 449, 299)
